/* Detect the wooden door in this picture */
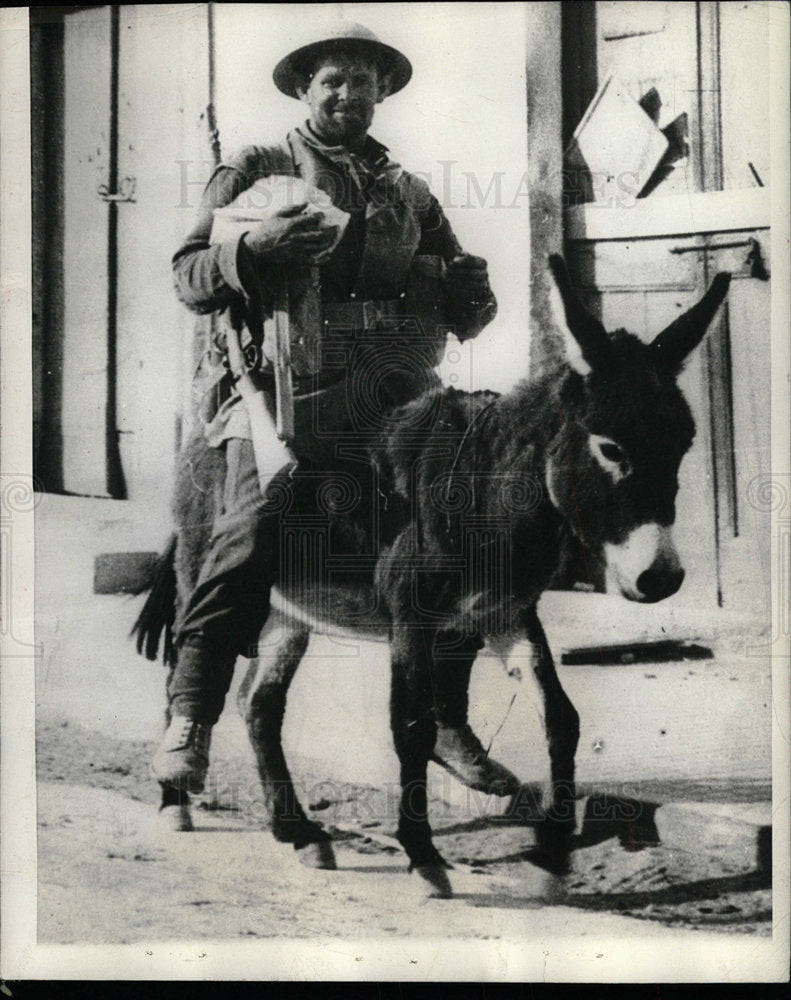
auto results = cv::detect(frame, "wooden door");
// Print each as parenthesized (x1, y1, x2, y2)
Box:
(114, 4, 210, 501)
(33, 4, 210, 502)
(60, 5, 121, 497)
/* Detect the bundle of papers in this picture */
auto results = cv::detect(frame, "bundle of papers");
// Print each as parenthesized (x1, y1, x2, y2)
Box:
(210, 175, 349, 247)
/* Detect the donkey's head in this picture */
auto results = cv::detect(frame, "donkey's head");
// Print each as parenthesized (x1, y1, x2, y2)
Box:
(545, 255, 730, 603)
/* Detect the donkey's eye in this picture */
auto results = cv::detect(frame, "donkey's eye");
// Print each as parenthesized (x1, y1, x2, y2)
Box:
(599, 442, 625, 463)
(589, 434, 631, 481)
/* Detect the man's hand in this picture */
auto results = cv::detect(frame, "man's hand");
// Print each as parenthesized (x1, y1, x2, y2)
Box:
(445, 254, 492, 304)
(241, 203, 339, 265)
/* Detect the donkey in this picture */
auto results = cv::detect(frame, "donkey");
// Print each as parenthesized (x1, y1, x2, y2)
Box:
(135, 256, 730, 898)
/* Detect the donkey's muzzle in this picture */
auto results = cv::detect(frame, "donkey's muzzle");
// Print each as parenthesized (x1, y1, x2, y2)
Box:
(635, 565, 685, 603)
(604, 523, 685, 603)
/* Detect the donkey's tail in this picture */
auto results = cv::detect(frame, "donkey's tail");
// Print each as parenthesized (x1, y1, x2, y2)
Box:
(131, 534, 177, 666)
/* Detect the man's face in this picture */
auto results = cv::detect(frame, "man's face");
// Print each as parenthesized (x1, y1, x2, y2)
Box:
(297, 51, 388, 147)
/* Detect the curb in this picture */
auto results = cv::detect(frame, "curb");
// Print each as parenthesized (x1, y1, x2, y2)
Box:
(572, 793, 771, 872)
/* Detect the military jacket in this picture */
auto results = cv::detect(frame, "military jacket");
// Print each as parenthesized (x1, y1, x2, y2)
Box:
(172, 125, 497, 445)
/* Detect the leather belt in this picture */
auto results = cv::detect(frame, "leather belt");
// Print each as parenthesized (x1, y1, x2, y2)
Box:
(322, 296, 407, 329)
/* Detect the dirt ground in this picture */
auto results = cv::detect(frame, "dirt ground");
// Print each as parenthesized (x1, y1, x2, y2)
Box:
(36, 717, 771, 944)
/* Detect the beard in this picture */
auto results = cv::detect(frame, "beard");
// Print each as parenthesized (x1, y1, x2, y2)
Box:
(312, 101, 374, 146)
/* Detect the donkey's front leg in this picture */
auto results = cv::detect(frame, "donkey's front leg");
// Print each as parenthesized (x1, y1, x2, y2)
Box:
(237, 619, 336, 869)
(523, 607, 580, 848)
(390, 623, 453, 898)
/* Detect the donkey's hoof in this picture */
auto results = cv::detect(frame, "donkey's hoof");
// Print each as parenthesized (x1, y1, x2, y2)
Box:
(536, 810, 576, 850)
(297, 840, 337, 870)
(157, 802, 194, 832)
(412, 864, 453, 899)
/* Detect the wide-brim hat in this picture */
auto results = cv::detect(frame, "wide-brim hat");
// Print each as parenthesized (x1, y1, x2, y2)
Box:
(273, 21, 412, 99)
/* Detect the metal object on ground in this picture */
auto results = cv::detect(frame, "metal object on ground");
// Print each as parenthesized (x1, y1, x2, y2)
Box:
(561, 639, 714, 666)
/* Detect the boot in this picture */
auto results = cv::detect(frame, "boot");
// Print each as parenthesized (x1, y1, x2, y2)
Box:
(431, 723, 521, 797)
(151, 716, 212, 793)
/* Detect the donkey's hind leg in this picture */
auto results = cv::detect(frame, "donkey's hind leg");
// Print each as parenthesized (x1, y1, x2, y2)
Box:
(237, 612, 336, 869)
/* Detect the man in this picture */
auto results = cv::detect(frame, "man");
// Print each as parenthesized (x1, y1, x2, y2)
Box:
(152, 21, 519, 798)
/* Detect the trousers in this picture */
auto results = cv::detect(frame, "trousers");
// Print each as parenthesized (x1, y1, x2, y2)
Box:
(168, 438, 278, 724)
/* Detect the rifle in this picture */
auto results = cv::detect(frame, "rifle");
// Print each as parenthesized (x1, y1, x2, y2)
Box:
(271, 277, 295, 443)
(224, 302, 295, 495)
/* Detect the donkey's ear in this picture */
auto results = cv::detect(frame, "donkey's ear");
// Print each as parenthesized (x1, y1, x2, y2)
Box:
(651, 272, 731, 372)
(548, 254, 611, 375)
